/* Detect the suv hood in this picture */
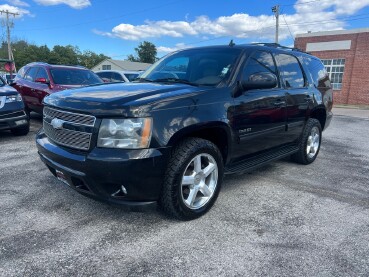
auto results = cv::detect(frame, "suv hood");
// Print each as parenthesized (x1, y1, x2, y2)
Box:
(44, 82, 207, 116)
(0, 85, 19, 96)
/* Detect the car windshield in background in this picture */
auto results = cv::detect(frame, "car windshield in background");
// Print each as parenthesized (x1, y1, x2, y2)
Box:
(50, 69, 103, 85)
(124, 73, 139, 82)
(138, 48, 242, 86)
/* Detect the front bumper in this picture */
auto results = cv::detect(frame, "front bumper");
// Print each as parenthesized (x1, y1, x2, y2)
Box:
(36, 130, 171, 207)
(0, 110, 29, 130)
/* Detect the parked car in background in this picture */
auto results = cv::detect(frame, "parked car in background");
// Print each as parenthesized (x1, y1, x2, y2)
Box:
(0, 76, 29, 136)
(95, 70, 141, 83)
(12, 62, 103, 115)
(2, 72, 16, 84)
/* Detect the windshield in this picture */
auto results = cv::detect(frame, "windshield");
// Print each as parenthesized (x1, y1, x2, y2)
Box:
(137, 47, 242, 87)
(50, 68, 103, 85)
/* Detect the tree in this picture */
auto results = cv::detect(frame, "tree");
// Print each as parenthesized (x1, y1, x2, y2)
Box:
(0, 39, 110, 69)
(79, 50, 110, 69)
(127, 41, 157, 64)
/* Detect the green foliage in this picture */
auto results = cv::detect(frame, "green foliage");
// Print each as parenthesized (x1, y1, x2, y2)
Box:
(0, 40, 110, 69)
(127, 41, 157, 64)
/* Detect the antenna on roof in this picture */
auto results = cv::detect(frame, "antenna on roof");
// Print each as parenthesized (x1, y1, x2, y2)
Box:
(229, 39, 235, 47)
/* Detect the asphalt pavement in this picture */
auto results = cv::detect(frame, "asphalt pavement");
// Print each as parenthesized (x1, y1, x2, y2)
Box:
(0, 109, 368, 276)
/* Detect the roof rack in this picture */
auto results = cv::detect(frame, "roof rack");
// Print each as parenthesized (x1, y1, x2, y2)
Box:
(250, 43, 306, 53)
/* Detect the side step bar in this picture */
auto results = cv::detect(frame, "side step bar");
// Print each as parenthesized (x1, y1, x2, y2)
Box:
(225, 145, 299, 175)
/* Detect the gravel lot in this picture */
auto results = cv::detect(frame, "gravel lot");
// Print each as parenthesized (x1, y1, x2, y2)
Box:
(1, 109, 369, 276)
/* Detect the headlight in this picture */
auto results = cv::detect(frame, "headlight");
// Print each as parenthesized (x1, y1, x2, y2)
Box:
(97, 118, 152, 149)
(5, 94, 22, 103)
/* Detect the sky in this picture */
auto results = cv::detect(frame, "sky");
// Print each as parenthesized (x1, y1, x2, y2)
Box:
(1, 0, 369, 59)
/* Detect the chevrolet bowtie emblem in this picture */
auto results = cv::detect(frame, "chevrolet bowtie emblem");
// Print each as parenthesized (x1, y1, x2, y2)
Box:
(51, 118, 65, 130)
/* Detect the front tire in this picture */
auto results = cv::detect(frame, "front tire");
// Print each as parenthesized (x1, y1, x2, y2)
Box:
(160, 138, 224, 220)
(292, 118, 322, 165)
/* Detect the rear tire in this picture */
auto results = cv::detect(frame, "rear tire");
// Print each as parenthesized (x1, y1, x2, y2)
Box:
(291, 118, 322, 165)
(159, 138, 224, 220)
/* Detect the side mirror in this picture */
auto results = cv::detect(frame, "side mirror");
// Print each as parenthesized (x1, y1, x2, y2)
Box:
(242, 72, 278, 91)
(35, 77, 49, 84)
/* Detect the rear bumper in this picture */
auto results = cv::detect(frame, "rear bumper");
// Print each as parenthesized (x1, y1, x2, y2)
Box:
(0, 110, 28, 130)
(324, 111, 333, 131)
(36, 130, 171, 207)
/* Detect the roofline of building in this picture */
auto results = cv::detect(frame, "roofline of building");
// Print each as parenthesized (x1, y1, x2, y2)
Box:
(296, 28, 369, 38)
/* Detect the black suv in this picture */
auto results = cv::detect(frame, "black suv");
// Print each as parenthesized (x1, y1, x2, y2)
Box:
(36, 44, 333, 220)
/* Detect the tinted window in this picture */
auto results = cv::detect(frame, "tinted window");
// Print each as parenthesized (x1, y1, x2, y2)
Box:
(96, 71, 111, 80)
(111, 72, 124, 82)
(124, 73, 139, 82)
(275, 54, 305, 88)
(242, 51, 277, 81)
(50, 69, 103, 85)
(35, 67, 49, 81)
(303, 57, 331, 88)
(17, 66, 27, 79)
(24, 67, 39, 82)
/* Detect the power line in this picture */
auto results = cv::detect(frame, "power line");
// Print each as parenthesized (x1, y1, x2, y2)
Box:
(279, 13, 369, 27)
(282, 14, 295, 42)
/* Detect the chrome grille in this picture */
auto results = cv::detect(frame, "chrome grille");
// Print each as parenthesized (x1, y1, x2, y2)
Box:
(43, 106, 95, 151)
(44, 106, 95, 126)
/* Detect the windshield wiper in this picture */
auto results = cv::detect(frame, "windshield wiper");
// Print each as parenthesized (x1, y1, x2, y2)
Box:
(152, 78, 199, 87)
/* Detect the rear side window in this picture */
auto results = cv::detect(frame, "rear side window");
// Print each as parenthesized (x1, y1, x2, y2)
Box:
(303, 57, 331, 89)
(24, 67, 39, 82)
(242, 51, 277, 81)
(275, 54, 305, 88)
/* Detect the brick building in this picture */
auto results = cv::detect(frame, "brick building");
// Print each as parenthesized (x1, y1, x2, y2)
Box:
(295, 28, 369, 105)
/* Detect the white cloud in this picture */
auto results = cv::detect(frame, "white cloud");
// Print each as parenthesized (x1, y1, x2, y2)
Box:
(33, 0, 91, 9)
(95, 0, 369, 44)
(157, 43, 188, 53)
(0, 4, 30, 18)
(5, 0, 29, 7)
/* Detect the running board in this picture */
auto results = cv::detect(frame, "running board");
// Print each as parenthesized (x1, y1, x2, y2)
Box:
(225, 145, 299, 175)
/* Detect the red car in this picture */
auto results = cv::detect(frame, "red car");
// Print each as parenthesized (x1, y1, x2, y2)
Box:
(12, 62, 103, 115)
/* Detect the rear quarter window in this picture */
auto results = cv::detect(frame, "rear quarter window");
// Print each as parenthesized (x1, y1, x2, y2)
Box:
(303, 57, 331, 89)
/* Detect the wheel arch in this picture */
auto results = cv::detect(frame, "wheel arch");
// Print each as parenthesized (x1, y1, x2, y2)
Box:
(309, 106, 327, 130)
(167, 122, 233, 164)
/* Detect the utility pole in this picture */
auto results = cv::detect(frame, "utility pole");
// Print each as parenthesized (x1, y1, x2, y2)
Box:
(272, 5, 280, 44)
(1, 10, 19, 75)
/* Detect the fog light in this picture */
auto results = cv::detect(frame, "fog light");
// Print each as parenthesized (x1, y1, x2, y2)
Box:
(121, 185, 127, 195)
(15, 120, 27, 126)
